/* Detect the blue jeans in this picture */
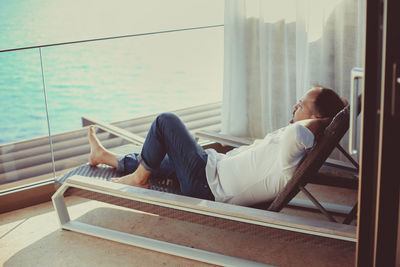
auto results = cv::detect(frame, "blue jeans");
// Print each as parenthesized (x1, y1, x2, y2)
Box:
(116, 113, 214, 201)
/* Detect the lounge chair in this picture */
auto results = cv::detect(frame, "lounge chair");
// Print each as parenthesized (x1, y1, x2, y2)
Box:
(57, 99, 359, 223)
(53, 96, 363, 263)
(52, 104, 359, 265)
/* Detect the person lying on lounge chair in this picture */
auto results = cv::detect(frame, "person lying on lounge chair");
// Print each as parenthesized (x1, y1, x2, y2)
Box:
(88, 86, 346, 206)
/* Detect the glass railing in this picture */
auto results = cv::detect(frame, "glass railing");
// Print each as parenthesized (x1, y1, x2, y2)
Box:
(0, 25, 224, 191)
(0, 49, 54, 189)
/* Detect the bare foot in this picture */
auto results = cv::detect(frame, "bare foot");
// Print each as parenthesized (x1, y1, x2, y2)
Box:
(88, 125, 106, 166)
(110, 173, 150, 189)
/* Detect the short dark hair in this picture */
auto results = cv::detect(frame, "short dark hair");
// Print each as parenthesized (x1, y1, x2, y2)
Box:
(313, 86, 346, 118)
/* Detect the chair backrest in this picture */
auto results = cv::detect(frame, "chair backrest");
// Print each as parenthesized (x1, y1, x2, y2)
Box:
(268, 105, 351, 211)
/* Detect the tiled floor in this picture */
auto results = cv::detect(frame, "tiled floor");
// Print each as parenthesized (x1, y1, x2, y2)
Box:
(1, 197, 211, 266)
(0, 195, 356, 267)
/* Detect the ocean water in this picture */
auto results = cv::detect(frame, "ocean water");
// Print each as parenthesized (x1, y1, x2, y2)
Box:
(0, 0, 224, 145)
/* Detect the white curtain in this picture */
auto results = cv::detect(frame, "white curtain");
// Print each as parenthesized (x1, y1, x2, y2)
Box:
(222, 0, 365, 138)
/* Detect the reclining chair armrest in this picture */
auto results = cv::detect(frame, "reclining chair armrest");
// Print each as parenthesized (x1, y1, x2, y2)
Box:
(195, 130, 253, 148)
(323, 158, 359, 174)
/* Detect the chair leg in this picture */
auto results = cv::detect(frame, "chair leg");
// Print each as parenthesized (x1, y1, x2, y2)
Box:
(299, 185, 337, 223)
(343, 202, 358, 224)
(335, 143, 360, 170)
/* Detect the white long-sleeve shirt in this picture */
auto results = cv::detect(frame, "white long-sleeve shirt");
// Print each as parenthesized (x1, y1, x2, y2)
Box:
(204, 122, 314, 206)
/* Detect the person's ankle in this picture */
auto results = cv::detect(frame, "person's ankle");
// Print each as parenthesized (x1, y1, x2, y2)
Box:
(136, 165, 151, 183)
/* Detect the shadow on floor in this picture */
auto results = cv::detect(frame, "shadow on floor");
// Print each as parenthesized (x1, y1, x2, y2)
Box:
(0, 197, 90, 233)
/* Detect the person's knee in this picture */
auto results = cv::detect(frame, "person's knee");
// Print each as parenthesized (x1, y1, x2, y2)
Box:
(156, 112, 180, 128)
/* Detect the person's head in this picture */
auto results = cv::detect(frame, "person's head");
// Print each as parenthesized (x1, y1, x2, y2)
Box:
(290, 86, 346, 123)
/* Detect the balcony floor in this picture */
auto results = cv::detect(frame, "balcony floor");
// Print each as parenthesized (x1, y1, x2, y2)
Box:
(1, 193, 356, 267)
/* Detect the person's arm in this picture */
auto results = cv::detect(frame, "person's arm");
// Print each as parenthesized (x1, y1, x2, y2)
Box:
(279, 123, 315, 176)
(301, 97, 347, 136)
(296, 118, 331, 137)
